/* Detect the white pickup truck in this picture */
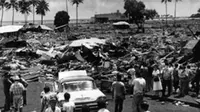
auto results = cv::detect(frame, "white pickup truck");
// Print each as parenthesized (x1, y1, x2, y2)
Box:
(47, 70, 107, 111)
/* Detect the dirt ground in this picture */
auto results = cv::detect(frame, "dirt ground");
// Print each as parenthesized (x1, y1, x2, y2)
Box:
(0, 80, 199, 112)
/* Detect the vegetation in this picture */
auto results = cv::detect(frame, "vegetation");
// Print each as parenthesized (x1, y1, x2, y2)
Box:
(124, 0, 158, 32)
(7, 0, 19, 25)
(18, 0, 32, 25)
(145, 9, 159, 20)
(71, 0, 83, 28)
(0, 0, 9, 26)
(30, 0, 39, 24)
(174, 0, 182, 27)
(191, 8, 200, 18)
(36, 0, 49, 25)
(161, 0, 172, 27)
(54, 10, 70, 31)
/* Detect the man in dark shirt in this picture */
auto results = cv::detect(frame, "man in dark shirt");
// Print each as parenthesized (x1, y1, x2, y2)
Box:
(3, 72, 13, 111)
(194, 66, 200, 97)
(111, 74, 126, 112)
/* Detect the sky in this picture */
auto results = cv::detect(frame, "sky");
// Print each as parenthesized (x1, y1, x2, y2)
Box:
(3, 0, 200, 21)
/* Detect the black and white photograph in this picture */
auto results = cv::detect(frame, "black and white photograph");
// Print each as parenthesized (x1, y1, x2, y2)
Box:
(0, 0, 200, 112)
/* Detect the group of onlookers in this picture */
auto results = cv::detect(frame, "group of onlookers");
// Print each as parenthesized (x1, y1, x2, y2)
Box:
(2, 72, 28, 112)
(125, 61, 200, 102)
(110, 60, 200, 112)
(40, 86, 110, 112)
(111, 72, 149, 112)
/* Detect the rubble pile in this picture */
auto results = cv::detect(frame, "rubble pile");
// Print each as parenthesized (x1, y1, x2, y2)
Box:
(0, 24, 199, 83)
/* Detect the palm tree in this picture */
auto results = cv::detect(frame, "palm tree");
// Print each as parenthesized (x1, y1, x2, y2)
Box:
(19, 0, 31, 25)
(0, 0, 9, 26)
(30, 0, 39, 25)
(66, 0, 68, 12)
(7, 0, 19, 25)
(71, 0, 83, 28)
(161, 0, 172, 27)
(36, 0, 49, 25)
(174, 0, 181, 27)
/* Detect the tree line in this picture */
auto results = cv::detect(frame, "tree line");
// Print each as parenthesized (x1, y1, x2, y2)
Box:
(0, 0, 49, 26)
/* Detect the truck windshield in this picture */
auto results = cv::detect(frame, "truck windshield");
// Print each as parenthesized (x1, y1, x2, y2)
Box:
(63, 80, 96, 92)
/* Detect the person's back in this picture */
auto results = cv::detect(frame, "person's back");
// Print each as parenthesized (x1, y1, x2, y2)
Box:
(62, 92, 75, 112)
(62, 102, 75, 112)
(112, 81, 125, 98)
(133, 78, 146, 94)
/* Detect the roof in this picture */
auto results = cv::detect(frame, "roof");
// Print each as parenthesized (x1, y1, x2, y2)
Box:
(58, 70, 87, 80)
(183, 40, 199, 50)
(69, 38, 106, 49)
(58, 75, 94, 83)
(38, 25, 53, 31)
(0, 25, 23, 34)
(58, 70, 94, 83)
(113, 21, 130, 26)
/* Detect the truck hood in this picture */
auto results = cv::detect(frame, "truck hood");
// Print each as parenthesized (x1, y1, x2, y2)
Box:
(57, 89, 105, 103)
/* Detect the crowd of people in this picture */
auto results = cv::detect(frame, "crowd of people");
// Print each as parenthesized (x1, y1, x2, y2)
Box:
(2, 58, 200, 112)
(109, 60, 200, 112)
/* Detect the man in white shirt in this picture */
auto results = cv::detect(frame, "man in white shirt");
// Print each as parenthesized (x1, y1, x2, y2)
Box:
(132, 71, 146, 112)
(62, 92, 75, 112)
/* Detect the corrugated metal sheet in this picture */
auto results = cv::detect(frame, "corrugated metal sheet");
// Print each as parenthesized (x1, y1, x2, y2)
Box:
(0, 25, 23, 34)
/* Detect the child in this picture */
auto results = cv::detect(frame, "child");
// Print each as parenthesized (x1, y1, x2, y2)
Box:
(141, 101, 150, 112)
(97, 100, 110, 112)
(62, 92, 75, 112)
(45, 96, 61, 112)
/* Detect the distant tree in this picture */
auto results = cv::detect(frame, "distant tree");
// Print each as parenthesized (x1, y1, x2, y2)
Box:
(71, 0, 83, 28)
(124, 0, 148, 32)
(30, 0, 39, 24)
(18, 0, 31, 25)
(0, 0, 9, 26)
(36, 0, 49, 25)
(198, 8, 200, 13)
(54, 11, 70, 31)
(145, 9, 158, 20)
(7, 0, 19, 25)
(161, 0, 172, 26)
(191, 8, 200, 18)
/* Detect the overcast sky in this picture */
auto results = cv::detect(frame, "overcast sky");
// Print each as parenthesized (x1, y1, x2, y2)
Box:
(3, 0, 200, 21)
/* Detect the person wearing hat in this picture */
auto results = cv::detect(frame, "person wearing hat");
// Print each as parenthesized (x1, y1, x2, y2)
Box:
(45, 96, 61, 112)
(9, 75, 25, 112)
(2, 71, 13, 111)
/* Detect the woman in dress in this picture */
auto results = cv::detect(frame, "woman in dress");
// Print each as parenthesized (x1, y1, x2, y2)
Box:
(152, 65, 163, 98)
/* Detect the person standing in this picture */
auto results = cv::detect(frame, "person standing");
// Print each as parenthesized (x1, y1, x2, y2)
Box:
(45, 96, 61, 112)
(18, 74, 28, 105)
(41, 86, 56, 112)
(62, 92, 75, 112)
(152, 65, 162, 98)
(10, 75, 25, 112)
(2, 72, 13, 111)
(172, 64, 179, 94)
(162, 63, 173, 97)
(176, 66, 188, 98)
(111, 74, 126, 112)
(192, 64, 200, 97)
(132, 71, 146, 112)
